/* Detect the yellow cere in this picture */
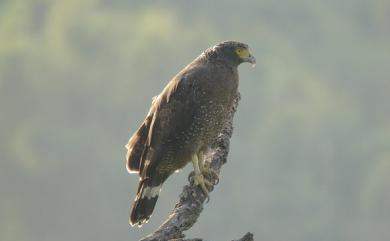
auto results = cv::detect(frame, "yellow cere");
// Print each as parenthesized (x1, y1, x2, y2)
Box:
(235, 47, 250, 58)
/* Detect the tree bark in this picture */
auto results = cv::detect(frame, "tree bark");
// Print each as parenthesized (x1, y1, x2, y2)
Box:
(140, 93, 253, 241)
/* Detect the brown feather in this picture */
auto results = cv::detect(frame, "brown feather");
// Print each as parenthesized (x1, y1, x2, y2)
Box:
(126, 41, 251, 226)
(125, 114, 153, 173)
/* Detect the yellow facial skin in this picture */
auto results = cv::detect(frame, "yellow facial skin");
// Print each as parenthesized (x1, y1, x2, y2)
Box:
(235, 47, 256, 65)
(235, 47, 251, 59)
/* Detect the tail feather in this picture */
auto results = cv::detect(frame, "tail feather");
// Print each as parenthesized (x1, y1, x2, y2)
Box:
(130, 178, 162, 226)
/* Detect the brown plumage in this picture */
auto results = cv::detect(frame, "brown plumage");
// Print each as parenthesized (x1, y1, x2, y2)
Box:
(125, 41, 255, 226)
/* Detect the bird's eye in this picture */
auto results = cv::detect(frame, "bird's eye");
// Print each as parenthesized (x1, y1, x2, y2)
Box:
(235, 48, 245, 56)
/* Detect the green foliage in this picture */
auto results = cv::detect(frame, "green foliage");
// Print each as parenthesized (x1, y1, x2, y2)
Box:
(1, 0, 389, 241)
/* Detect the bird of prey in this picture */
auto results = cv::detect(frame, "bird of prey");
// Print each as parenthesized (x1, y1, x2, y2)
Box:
(125, 41, 255, 226)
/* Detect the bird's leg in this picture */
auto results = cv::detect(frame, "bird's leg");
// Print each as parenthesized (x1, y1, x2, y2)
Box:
(197, 151, 219, 185)
(190, 153, 213, 197)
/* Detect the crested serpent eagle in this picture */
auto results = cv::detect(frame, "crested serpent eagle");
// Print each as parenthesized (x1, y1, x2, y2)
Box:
(125, 41, 256, 226)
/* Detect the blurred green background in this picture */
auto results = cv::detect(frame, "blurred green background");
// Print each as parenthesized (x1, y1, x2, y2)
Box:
(1, 0, 389, 241)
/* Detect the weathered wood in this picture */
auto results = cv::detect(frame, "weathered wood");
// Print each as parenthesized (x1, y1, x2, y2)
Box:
(140, 93, 253, 241)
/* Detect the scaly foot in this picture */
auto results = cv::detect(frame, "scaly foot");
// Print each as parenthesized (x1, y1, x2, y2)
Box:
(193, 173, 213, 195)
(199, 161, 219, 185)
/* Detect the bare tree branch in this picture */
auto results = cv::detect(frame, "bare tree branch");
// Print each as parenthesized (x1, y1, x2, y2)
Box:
(139, 93, 254, 241)
(232, 232, 254, 241)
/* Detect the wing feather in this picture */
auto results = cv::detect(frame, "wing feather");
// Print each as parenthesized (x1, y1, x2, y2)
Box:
(125, 114, 153, 173)
(135, 65, 206, 178)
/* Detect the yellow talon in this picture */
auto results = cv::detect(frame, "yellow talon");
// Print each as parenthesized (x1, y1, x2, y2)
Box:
(193, 173, 212, 195)
(198, 158, 219, 185)
(191, 153, 214, 199)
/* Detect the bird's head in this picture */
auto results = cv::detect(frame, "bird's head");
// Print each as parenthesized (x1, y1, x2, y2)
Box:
(205, 41, 256, 67)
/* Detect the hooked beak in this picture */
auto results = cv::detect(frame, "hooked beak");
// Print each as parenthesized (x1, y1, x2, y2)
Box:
(244, 53, 256, 66)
